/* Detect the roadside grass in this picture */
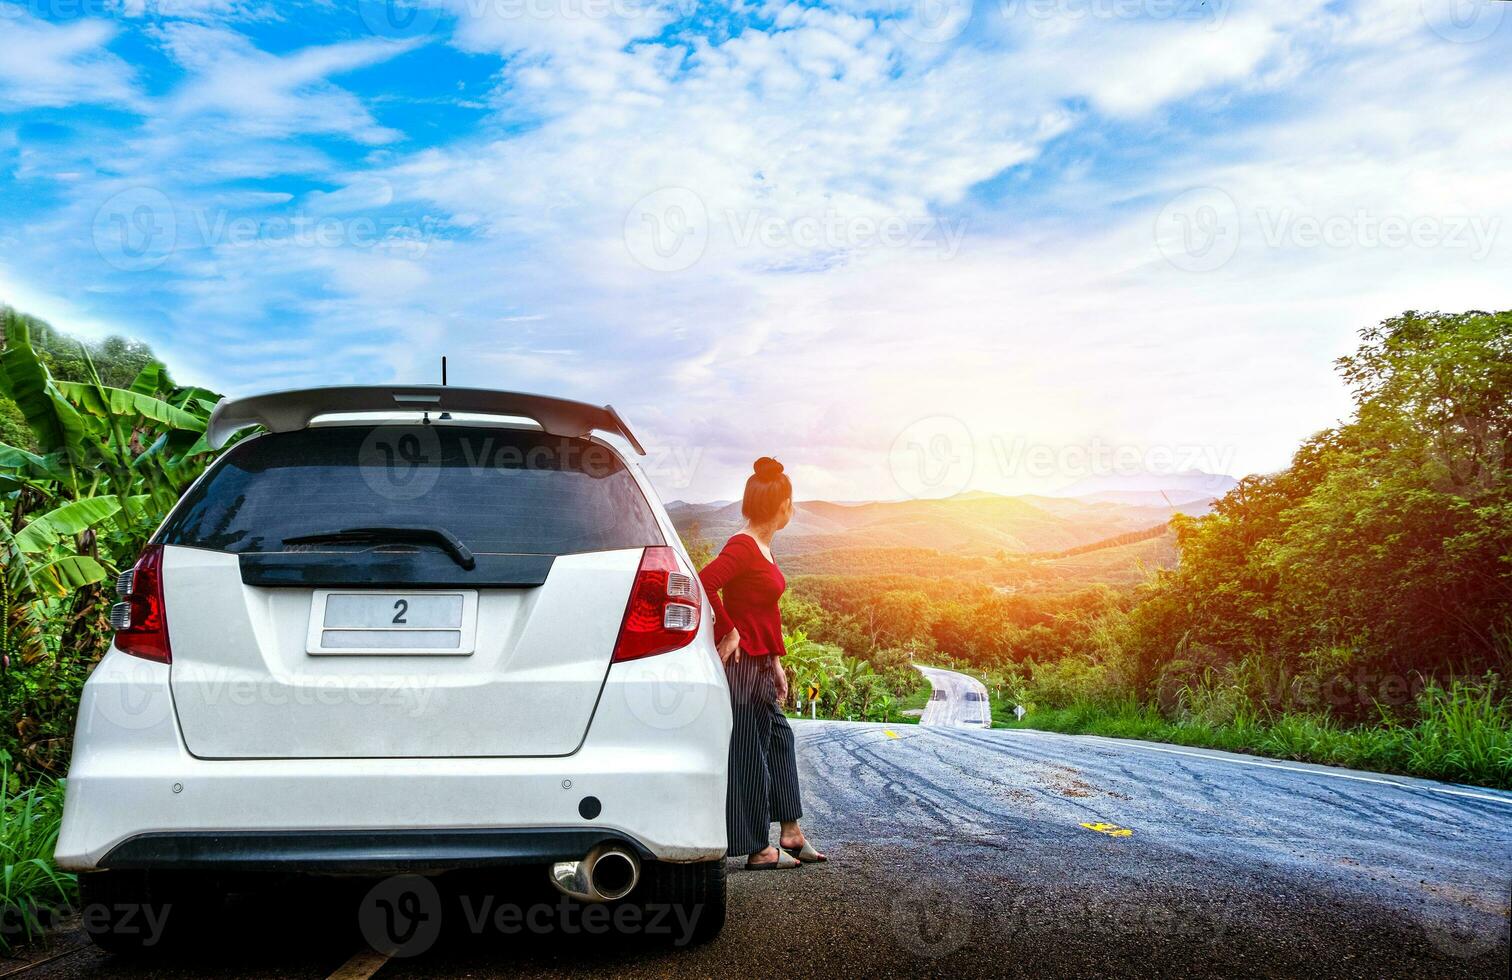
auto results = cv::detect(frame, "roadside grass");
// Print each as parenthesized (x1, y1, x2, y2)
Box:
(789, 673, 931, 725)
(890, 673, 933, 725)
(0, 774, 75, 951)
(991, 681, 1512, 791)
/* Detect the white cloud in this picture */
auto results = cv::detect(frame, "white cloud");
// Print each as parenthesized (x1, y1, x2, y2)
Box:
(0, 262, 125, 340)
(3, 1, 1509, 500)
(375, 7, 1072, 292)
(339, 0, 1511, 499)
(154, 24, 418, 143)
(961, 1, 1338, 118)
(118, 0, 247, 17)
(0, 13, 138, 110)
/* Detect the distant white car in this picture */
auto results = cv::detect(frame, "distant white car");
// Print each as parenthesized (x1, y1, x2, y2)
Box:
(56, 386, 731, 951)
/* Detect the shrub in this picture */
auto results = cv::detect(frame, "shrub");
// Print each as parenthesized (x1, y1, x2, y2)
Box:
(0, 766, 75, 951)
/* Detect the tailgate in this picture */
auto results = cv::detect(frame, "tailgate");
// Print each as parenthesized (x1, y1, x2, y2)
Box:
(165, 545, 643, 759)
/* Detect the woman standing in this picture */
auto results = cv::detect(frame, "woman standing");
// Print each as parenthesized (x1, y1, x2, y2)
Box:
(699, 457, 827, 870)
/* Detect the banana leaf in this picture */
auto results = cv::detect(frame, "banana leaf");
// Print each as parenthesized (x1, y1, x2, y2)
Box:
(128, 362, 169, 396)
(33, 555, 108, 595)
(0, 525, 38, 595)
(0, 320, 87, 466)
(55, 382, 207, 433)
(133, 428, 213, 472)
(13, 496, 123, 553)
(0, 442, 69, 485)
(169, 386, 223, 414)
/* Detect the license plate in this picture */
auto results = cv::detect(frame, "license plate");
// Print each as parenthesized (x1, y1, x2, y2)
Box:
(307, 591, 477, 655)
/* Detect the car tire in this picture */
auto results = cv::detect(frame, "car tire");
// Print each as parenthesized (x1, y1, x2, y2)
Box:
(630, 858, 726, 946)
(78, 870, 210, 955)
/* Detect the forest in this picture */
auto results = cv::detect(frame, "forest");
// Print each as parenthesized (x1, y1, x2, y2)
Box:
(763, 311, 1511, 788)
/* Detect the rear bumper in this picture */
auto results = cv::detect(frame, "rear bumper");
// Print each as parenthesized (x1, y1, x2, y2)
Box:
(57, 647, 732, 871)
(98, 828, 653, 873)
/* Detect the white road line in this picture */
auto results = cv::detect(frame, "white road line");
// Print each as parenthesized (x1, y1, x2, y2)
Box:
(988, 726, 1512, 807)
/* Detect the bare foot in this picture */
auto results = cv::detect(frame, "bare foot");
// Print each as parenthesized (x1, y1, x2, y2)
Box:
(779, 833, 826, 861)
(748, 845, 781, 864)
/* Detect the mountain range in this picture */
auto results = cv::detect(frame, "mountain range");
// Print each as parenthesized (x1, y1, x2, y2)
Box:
(667, 473, 1238, 566)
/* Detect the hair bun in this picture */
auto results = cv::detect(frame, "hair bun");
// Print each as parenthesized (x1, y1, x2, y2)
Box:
(753, 456, 785, 480)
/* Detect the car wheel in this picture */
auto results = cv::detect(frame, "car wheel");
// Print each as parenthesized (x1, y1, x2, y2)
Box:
(78, 870, 210, 955)
(630, 859, 726, 946)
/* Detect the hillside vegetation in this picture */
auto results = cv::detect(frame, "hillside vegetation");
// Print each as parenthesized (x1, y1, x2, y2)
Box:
(693, 310, 1512, 787)
(1, 308, 222, 780)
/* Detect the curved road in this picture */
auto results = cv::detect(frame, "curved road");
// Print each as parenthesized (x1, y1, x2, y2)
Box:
(916, 665, 993, 729)
(18, 723, 1512, 978)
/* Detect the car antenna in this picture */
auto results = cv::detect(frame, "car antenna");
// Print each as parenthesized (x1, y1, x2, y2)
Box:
(437, 355, 452, 420)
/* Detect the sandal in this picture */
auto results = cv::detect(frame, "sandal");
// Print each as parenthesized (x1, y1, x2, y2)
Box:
(781, 839, 828, 863)
(745, 849, 802, 870)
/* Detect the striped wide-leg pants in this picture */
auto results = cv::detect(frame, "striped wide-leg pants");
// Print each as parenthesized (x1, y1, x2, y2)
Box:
(725, 654, 803, 857)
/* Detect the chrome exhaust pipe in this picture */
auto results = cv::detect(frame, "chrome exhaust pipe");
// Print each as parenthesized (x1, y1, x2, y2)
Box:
(549, 843, 640, 903)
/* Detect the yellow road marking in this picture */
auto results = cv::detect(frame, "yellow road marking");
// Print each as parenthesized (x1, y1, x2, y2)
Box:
(1080, 821, 1133, 837)
(884, 730, 900, 739)
(327, 950, 392, 980)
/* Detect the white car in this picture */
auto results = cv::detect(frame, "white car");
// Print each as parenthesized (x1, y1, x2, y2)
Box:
(56, 386, 732, 951)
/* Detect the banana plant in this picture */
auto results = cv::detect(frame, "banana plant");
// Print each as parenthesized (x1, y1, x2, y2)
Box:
(1, 314, 221, 677)
(1, 312, 225, 780)
(0, 314, 218, 539)
(0, 444, 66, 497)
(0, 314, 86, 493)
(865, 691, 896, 723)
(0, 525, 48, 671)
(9, 497, 120, 595)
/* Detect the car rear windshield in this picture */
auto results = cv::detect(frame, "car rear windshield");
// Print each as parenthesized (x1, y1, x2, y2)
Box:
(158, 425, 665, 556)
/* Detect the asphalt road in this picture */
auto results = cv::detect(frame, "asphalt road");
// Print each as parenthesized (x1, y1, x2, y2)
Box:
(13, 723, 1511, 979)
(916, 665, 994, 729)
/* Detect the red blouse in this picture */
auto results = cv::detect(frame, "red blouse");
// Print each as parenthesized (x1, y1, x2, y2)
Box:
(698, 534, 787, 657)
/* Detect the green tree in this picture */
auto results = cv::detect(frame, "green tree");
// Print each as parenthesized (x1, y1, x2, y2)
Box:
(1116, 309, 1511, 710)
(867, 589, 935, 654)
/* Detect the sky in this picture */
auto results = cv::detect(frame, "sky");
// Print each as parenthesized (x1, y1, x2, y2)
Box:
(0, 0, 1508, 503)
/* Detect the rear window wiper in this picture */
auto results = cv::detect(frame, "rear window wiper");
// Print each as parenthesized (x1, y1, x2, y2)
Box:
(282, 526, 477, 571)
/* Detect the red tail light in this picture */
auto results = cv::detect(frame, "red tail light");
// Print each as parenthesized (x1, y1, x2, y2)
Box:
(612, 546, 701, 663)
(109, 545, 172, 664)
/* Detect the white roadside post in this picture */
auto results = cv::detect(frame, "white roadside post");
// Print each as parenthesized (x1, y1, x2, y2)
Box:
(1015, 704, 1026, 721)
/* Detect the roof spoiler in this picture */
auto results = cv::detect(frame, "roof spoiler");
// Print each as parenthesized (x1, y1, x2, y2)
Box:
(206, 385, 646, 455)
